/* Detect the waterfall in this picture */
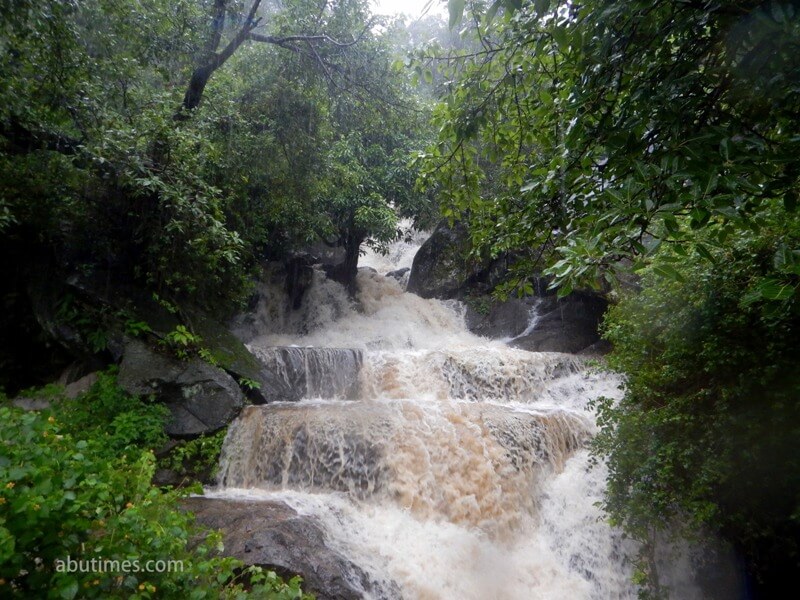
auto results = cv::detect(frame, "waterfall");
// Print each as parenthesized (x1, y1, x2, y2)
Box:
(250, 347, 362, 399)
(209, 233, 705, 599)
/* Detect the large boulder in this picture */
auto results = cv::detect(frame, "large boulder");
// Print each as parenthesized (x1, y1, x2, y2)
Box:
(464, 290, 608, 354)
(408, 221, 608, 354)
(54, 269, 297, 404)
(465, 297, 534, 340)
(118, 340, 244, 438)
(182, 310, 295, 404)
(407, 220, 518, 300)
(407, 221, 488, 299)
(508, 293, 608, 354)
(385, 267, 409, 282)
(182, 497, 400, 600)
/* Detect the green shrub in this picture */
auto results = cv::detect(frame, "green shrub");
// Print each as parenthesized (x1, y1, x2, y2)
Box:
(52, 369, 169, 457)
(1, 370, 312, 598)
(0, 406, 311, 599)
(595, 218, 800, 595)
(159, 429, 228, 484)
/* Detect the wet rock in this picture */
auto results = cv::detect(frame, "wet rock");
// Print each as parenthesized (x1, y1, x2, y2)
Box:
(407, 221, 515, 300)
(577, 339, 613, 356)
(64, 372, 99, 399)
(407, 221, 473, 299)
(118, 340, 244, 438)
(229, 262, 291, 343)
(182, 310, 295, 404)
(40, 268, 290, 404)
(406, 220, 609, 353)
(250, 347, 363, 401)
(11, 397, 51, 411)
(465, 297, 534, 339)
(182, 497, 400, 600)
(385, 267, 409, 281)
(509, 293, 607, 354)
(464, 291, 607, 354)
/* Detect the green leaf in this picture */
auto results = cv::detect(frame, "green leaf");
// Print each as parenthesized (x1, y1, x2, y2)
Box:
(486, 0, 503, 23)
(552, 26, 569, 49)
(689, 208, 709, 229)
(448, 0, 466, 28)
(652, 264, 686, 282)
(773, 245, 794, 270)
(60, 580, 79, 600)
(695, 244, 715, 263)
(758, 278, 794, 301)
(535, 0, 551, 17)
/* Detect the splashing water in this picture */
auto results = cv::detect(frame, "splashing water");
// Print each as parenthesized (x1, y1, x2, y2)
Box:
(211, 234, 705, 599)
(358, 222, 430, 276)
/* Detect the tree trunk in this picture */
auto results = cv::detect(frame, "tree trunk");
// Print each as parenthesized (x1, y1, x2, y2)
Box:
(325, 233, 362, 294)
(342, 233, 361, 293)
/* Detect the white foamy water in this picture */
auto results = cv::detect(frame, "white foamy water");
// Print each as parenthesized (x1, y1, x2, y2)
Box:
(210, 234, 704, 599)
(358, 222, 430, 276)
(208, 473, 633, 600)
(250, 270, 481, 351)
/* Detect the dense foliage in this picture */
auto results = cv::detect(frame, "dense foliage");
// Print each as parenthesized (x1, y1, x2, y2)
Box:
(421, 0, 800, 297)
(424, 0, 800, 595)
(0, 0, 434, 389)
(0, 372, 311, 598)
(597, 211, 800, 596)
(1, 0, 430, 301)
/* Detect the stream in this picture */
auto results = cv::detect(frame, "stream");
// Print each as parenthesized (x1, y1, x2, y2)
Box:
(207, 234, 704, 599)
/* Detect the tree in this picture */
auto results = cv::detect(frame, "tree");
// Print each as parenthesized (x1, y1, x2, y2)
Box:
(178, 0, 377, 116)
(419, 0, 800, 298)
(420, 0, 800, 594)
(0, 0, 399, 306)
(313, 24, 433, 289)
(0, 0, 432, 389)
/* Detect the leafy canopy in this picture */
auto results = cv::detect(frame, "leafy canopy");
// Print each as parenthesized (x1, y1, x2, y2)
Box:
(419, 0, 800, 298)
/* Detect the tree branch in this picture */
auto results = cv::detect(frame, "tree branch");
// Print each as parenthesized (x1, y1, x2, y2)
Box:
(177, 0, 263, 117)
(204, 0, 228, 58)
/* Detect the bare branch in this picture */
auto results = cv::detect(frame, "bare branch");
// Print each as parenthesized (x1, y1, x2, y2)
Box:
(248, 19, 375, 50)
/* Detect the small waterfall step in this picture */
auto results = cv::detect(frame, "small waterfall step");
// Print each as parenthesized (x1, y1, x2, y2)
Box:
(251, 346, 363, 400)
(217, 401, 592, 534)
(362, 348, 586, 402)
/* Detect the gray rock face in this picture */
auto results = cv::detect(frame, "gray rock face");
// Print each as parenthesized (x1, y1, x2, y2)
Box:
(64, 372, 99, 399)
(250, 347, 363, 401)
(182, 497, 400, 600)
(465, 292, 607, 354)
(465, 297, 534, 339)
(407, 221, 608, 354)
(182, 310, 296, 404)
(406, 221, 473, 299)
(508, 293, 607, 354)
(407, 220, 517, 300)
(385, 267, 409, 281)
(12, 397, 51, 411)
(118, 340, 244, 437)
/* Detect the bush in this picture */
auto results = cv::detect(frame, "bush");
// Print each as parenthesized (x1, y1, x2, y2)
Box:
(595, 219, 800, 596)
(0, 377, 312, 599)
(51, 369, 169, 457)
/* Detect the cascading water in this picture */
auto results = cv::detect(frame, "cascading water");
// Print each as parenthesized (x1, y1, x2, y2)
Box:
(210, 233, 703, 599)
